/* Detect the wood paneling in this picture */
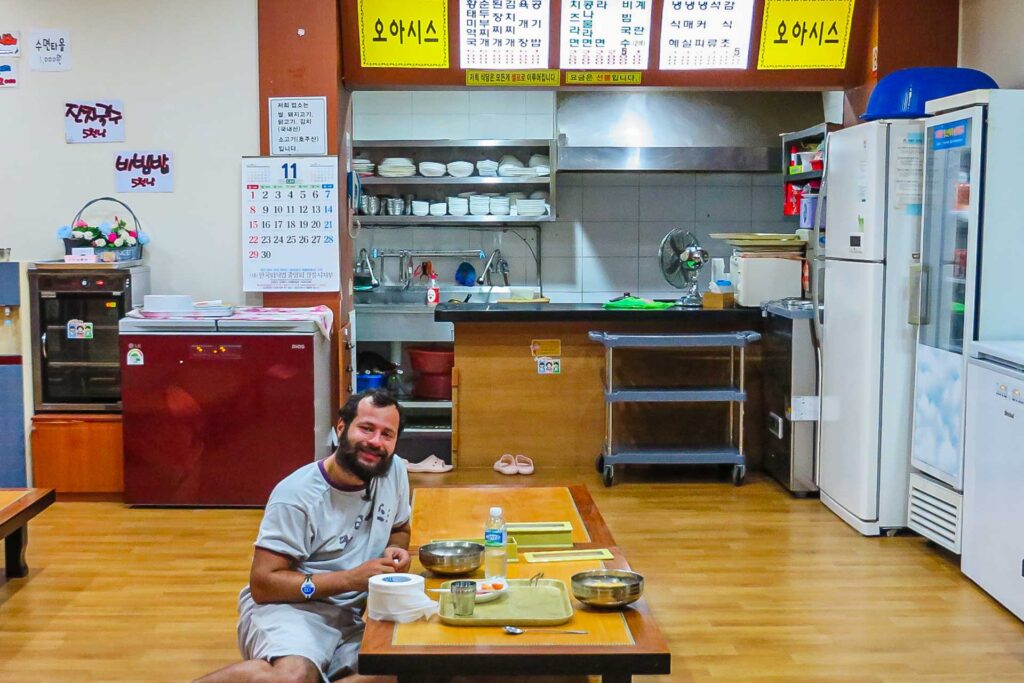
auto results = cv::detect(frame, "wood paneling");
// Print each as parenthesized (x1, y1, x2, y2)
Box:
(341, 0, 873, 90)
(30, 414, 123, 493)
(451, 320, 763, 472)
(3, 470, 1024, 681)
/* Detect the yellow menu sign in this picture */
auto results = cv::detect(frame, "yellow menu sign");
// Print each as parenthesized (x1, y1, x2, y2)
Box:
(465, 70, 560, 87)
(757, 0, 855, 70)
(564, 72, 642, 85)
(358, 0, 449, 69)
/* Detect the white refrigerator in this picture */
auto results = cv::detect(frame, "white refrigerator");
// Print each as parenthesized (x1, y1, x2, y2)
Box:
(815, 120, 924, 536)
(908, 90, 1024, 553)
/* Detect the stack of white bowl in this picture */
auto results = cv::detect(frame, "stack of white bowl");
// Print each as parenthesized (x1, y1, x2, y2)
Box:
(418, 161, 446, 177)
(447, 196, 469, 216)
(476, 159, 499, 177)
(429, 202, 447, 217)
(446, 161, 474, 178)
(411, 200, 430, 216)
(469, 195, 491, 216)
(352, 158, 375, 175)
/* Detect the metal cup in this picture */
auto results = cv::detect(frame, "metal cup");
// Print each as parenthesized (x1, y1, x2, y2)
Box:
(0, 248, 9, 262)
(450, 580, 476, 617)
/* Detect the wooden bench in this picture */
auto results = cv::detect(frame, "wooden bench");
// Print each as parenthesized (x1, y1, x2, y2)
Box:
(1, 488, 55, 579)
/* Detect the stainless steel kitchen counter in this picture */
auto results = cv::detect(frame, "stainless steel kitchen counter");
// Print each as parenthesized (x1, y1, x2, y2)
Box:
(434, 303, 763, 324)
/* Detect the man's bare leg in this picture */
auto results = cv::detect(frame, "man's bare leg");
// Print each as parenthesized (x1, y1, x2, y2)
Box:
(194, 655, 321, 683)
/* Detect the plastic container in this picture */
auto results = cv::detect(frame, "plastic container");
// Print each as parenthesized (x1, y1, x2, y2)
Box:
(413, 372, 452, 400)
(408, 348, 455, 374)
(799, 193, 820, 229)
(861, 67, 998, 121)
(356, 372, 387, 392)
(484, 506, 508, 583)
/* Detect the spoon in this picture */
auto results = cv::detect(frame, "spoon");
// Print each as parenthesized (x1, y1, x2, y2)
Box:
(502, 626, 588, 635)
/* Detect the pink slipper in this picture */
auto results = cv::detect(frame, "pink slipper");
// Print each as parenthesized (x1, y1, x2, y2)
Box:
(407, 454, 453, 473)
(514, 454, 534, 475)
(494, 454, 518, 475)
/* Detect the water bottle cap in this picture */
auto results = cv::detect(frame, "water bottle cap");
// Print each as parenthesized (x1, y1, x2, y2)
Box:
(489, 506, 502, 517)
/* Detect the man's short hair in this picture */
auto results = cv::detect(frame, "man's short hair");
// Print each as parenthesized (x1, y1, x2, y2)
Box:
(338, 389, 405, 437)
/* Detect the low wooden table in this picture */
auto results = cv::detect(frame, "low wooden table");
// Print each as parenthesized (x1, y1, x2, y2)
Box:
(0, 488, 55, 579)
(360, 485, 670, 682)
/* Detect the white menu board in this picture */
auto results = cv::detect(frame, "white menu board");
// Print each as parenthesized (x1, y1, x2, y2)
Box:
(460, 0, 551, 69)
(560, 0, 653, 70)
(659, 0, 755, 71)
(241, 157, 340, 292)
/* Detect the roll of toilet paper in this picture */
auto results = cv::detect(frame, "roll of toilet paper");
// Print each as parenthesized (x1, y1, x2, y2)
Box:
(367, 573, 438, 623)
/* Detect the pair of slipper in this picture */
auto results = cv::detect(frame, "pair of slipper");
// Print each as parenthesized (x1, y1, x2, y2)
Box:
(494, 454, 534, 475)
(405, 454, 453, 473)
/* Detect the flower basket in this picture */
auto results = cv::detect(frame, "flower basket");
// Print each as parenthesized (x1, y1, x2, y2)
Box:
(57, 196, 149, 262)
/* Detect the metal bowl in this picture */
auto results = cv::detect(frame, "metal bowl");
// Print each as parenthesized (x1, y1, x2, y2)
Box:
(571, 569, 644, 608)
(418, 541, 484, 576)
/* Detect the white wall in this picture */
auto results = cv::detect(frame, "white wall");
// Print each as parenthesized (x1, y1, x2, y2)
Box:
(959, 0, 1024, 88)
(0, 0, 260, 302)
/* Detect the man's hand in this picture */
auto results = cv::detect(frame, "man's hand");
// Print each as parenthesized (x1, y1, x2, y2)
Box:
(345, 557, 398, 592)
(383, 546, 411, 573)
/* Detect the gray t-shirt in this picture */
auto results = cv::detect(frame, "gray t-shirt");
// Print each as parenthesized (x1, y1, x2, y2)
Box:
(239, 455, 411, 612)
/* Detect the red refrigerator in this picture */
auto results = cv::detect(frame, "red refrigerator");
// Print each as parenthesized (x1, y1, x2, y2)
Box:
(119, 317, 332, 506)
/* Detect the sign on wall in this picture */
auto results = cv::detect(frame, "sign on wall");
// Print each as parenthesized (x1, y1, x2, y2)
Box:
(660, 0, 755, 71)
(0, 31, 20, 58)
(0, 61, 17, 88)
(757, 0, 855, 70)
(241, 157, 340, 293)
(29, 29, 71, 71)
(269, 97, 328, 156)
(65, 99, 125, 143)
(460, 0, 551, 70)
(560, 0, 653, 70)
(114, 151, 174, 193)
(358, 0, 449, 68)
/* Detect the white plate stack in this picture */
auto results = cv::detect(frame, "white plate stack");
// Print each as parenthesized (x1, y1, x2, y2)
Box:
(446, 161, 475, 178)
(411, 200, 430, 216)
(497, 155, 529, 177)
(352, 158, 375, 176)
(378, 158, 417, 178)
(469, 195, 491, 216)
(528, 154, 551, 176)
(476, 159, 499, 177)
(489, 196, 510, 215)
(429, 202, 447, 217)
(447, 196, 469, 216)
(515, 199, 547, 217)
(418, 161, 447, 177)
(192, 301, 235, 317)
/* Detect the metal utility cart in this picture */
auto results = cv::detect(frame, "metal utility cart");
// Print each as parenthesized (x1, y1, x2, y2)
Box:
(588, 331, 762, 487)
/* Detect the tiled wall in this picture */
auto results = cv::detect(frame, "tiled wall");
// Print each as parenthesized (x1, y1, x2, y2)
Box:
(543, 172, 796, 303)
(353, 91, 555, 140)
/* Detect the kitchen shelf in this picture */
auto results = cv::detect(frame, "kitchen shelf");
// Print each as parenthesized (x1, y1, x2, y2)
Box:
(403, 426, 453, 435)
(361, 176, 550, 186)
(400, 400, 453, 410)
(354, 138, 552, 149)
(357, 215, 553, 226)
(589, 330, 761, 487)
(784, 170, 823, 184)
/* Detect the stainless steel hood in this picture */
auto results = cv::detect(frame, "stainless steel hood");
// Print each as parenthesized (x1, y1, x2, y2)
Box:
(556, 91, 827, 172)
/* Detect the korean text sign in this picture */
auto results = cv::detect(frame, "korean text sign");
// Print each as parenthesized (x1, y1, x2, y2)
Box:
(461, 0, 551, 69)
(65, 99, 125, 143)
(358, 0, 449, 68)
(660, 0, 755, 70)
(269, 97, 327, 156)
(114, 151, 174, 193)
(757, 0, 855, 70)
(29, 30, 71, 71)
(560, 0, 653, 70)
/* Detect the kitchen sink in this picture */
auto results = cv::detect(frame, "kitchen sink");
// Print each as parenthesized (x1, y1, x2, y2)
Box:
(355, 286, 513, 342)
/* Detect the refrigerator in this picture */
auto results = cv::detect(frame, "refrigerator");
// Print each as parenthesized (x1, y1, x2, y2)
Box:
(814, 120, 924, 536)
(962, 341, 1024, 621)
(908, 90, 1024, 553)
(119, 316, 332, 506)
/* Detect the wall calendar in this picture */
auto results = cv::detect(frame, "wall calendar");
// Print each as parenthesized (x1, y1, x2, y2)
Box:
(241, 157, 340, 293)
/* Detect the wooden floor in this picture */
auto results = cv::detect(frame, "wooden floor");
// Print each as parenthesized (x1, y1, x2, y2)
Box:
(2, 467, 1022, 682)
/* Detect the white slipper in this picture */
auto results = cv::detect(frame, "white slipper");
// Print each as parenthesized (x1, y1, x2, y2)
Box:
(494, 453, 518, 475)
(407, 454, 453, 473)
(514, 454, 534, 475)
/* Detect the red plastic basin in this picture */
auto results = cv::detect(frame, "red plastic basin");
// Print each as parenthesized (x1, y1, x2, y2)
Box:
(413, 371, 452, 400)
(408, 348, 455, 374)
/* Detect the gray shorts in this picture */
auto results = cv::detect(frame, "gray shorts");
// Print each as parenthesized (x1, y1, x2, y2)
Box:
(237, 591, 364, 680)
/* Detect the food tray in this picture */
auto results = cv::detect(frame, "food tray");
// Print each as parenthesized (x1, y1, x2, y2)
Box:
(505, 521, 574, 549)
(438, 578, 573, 626)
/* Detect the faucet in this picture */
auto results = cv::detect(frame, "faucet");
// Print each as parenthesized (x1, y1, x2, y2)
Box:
(399, 251, 413, 290)
(477, 248, 504, 286)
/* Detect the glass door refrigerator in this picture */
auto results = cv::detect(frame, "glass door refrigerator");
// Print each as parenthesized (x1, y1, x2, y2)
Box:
(909, 90, 1024, 553)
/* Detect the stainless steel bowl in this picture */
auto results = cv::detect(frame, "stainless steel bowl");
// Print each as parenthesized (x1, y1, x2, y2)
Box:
(418, 541, 484, 576)
(571, 569, 644, 608)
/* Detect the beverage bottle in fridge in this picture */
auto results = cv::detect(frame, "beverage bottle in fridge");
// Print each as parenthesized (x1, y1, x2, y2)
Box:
(483, 506, 507, 582)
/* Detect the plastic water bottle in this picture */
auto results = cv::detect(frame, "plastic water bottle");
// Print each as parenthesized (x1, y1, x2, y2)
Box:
(483, 506, 507, 582)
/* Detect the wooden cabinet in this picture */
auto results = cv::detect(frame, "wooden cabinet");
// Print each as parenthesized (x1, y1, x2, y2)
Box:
(31, 414, 123, 493)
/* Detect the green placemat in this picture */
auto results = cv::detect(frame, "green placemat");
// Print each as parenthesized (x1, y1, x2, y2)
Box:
(602, 296, 674, 310)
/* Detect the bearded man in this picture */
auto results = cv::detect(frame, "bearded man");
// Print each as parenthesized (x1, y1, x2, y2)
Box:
(196, 389, 410, 683)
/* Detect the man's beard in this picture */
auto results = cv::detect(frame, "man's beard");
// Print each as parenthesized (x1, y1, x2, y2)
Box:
(336, 428, 393, 483)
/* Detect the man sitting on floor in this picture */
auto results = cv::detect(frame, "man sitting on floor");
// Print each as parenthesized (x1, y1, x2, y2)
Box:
(197, 389, 410, 683)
